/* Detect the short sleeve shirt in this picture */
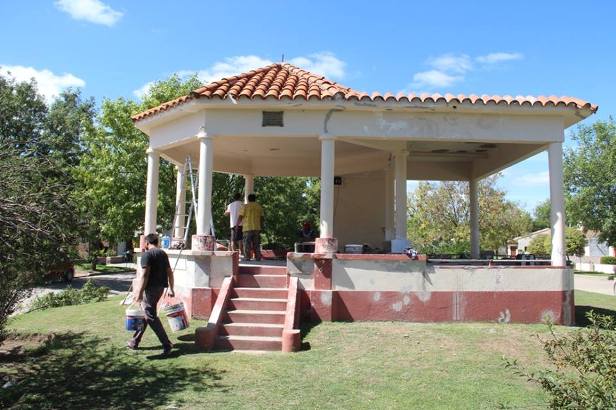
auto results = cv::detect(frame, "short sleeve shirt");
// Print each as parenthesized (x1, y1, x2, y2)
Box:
(239, 202, 264, 231)
(226, 200, 243, 228)
(141, 247, 170, 288)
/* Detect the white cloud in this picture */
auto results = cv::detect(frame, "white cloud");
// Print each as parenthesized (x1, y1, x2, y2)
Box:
(428, 54, 472, 74)
(476, 52, 524, 65)
(191, 55, 273, 84)
(134, 52, 347, 100)
(410, 51, 523, 91)
(55, 0, 123, 26)
(132, 81, 154, 99)
(0, 65, 85, 102)
(287, 52, 346, 79)
(411, 70, 462, 89)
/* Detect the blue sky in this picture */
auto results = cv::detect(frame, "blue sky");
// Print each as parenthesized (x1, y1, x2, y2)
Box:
(1, 0, 614, 214)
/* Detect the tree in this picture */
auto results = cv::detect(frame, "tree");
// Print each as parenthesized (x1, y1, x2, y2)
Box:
(0, 75, 81, 339)
(75, 75, 202, 243)
(525, 228, 586, 258)
(532, 199, 551, 231)
(75, 74, 321, 249)
(564, 119, 616, 247)
(407, 175, 532, 255)
(254, 176, 320, 247)
(565, 227, 587, 257)
(527, 234, 549, 255)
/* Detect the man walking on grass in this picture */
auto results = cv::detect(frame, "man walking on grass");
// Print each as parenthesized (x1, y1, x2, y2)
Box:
(238, 193, 264, 261)
(127, 233, 174, 355)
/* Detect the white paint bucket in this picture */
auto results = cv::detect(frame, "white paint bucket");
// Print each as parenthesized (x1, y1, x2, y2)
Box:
(162, 302, 189, 332)
(125, 306, 145, 331)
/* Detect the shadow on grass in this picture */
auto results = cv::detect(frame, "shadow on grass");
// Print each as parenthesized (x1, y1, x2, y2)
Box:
(0, 332, 226, 408)
(575, 305, 616, 327)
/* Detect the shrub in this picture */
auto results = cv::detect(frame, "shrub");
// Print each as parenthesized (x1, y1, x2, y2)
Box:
(31, 280, 109, 311)
(600, 256, 616, 265)
(505, 312, 616, 408)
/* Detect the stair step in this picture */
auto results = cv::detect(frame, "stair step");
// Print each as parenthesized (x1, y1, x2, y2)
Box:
(226, 309, 286, 324)
(229, 297, 287, 311)
(238, 265, 287, 275)
(233, 287, 288, 299)
(215, 335, 282, 351)
(237, 274, 287, 288)
(221, 322, 284, 337)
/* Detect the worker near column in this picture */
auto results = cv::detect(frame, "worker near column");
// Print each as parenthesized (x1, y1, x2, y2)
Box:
(127, 233, 174, 355)
(238, 193, 264, 261)
(224, 192, 244, 255)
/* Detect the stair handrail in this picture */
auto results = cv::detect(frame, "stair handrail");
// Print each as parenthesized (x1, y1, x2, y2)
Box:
(195, 275, 234, 351)
(282, 276, 301, 352)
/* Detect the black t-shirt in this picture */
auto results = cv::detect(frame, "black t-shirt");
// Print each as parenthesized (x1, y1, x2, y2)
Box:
(141, 248, 170, 289)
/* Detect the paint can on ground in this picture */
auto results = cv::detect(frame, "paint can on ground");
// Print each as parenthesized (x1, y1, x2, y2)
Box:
(125, 305, 146, 331)
(161, 302, 189, 332)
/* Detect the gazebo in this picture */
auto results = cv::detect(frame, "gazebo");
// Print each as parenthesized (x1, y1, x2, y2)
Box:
(132, 63, 596, 351)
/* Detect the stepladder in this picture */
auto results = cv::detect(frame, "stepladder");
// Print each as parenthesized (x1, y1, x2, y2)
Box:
(171, 155, 216, 248)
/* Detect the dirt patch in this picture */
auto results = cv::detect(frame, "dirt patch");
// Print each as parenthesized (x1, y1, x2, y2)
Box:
(0, 333, 54, 359)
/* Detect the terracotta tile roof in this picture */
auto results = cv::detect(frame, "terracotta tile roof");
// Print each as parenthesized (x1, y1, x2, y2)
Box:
(132, 63, 598, 122)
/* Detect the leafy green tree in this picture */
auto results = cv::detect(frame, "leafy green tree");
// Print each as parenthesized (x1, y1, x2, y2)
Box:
(44, 89, 95, 169)
(565, 227, 587, 257)
(532, 199, 551, 231)
(254, 176, 320, 247)
(0, 75, 47, 154)
(0, 75, 82, 339)
(564, 119, 616, 247)
(75, 75, 202, 243)
(528, 234, 550, 255)
(407, 175, 532, 255)
(525, 228, 586, 258)
(76, 74, 321, 249)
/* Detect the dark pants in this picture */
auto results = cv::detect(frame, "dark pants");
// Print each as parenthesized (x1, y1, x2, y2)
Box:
(130, 286, 171, 348)
(244, 230, 261, 260)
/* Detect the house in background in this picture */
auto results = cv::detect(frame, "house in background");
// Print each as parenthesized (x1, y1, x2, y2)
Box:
(509, 228, 615, 272)
(507, 228, 551, 256)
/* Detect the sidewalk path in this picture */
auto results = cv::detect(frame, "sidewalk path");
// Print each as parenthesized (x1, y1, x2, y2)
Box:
(575, 274, 615, 296)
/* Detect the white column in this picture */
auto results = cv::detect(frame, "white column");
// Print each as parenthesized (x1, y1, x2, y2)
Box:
(469, 178, 480, 259)
(393, 150, 408, 242)
(144, 148, 160, 235)
(173, 164, 186, 240)
(548, 142, 566, 266)
(244, 174, 254, 203)
(319, 134, 335, 238)
(196, 129, 214, 235)
(384, 162, 394, 241)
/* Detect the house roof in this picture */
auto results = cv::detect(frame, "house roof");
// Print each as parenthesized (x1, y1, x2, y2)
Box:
(132, 63, 598, 122)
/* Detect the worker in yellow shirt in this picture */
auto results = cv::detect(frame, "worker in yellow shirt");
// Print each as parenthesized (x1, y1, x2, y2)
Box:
(238, 193, 264, 261)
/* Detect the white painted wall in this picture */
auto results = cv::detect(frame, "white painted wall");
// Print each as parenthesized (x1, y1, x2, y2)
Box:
(136, 250, 234, 288)
(333, 170, 386, 250)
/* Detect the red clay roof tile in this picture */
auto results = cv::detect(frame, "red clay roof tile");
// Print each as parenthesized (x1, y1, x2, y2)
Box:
(132, 63, 598, 122)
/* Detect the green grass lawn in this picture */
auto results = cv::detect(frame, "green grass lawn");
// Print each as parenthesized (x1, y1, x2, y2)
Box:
(75, 262, 135, 274)
(2, 291, 615, 409)
(575, 270, 614, 278)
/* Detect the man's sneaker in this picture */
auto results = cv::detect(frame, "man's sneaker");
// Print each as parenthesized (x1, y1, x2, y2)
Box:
(126, 341, 138, 350)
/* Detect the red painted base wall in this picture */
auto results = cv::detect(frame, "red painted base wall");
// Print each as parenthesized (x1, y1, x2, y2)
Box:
(176, 287, 574, 326)
(304, 290, 575, 325)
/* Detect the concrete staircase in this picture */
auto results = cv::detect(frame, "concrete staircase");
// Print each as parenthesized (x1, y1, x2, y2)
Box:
(215, 265, 289, 352)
